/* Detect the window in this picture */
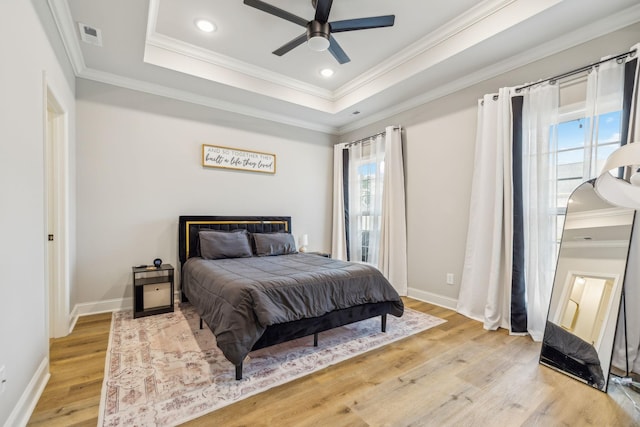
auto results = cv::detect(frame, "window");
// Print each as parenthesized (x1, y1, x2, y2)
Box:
(553, 109, 623, 252)
(352, 159, 384, 263)
(333, 127, 407, 293)
(347, 138, 385, 266)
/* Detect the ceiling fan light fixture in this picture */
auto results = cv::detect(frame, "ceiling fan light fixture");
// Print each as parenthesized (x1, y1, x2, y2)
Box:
(307, 21, 330, 51)
(308, 35, 330, 51)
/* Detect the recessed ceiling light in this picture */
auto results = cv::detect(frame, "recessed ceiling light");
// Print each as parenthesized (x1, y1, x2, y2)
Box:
(195, 19, 216, 33)
(320, 68, 334, 78)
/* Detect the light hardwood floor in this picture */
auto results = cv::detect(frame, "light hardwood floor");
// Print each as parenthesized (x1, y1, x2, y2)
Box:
(29, 299, 640, 426)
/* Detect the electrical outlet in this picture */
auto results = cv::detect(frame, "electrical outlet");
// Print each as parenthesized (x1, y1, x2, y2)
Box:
(446, 273, 455, 285)
(0, 365, 6, 394)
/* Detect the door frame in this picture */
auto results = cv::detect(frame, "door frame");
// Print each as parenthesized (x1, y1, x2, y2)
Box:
(554, 270, 621, 349)
(44, 74, 70, 338)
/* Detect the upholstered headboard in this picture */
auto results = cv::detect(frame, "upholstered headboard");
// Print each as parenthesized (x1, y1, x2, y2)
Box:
(178, 215, 292, 266)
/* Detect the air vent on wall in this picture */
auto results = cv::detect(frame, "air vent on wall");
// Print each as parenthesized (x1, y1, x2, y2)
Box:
(78, 22, 103, 46)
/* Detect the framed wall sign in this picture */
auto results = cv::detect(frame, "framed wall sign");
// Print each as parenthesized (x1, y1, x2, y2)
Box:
(202, 144, 276, 174)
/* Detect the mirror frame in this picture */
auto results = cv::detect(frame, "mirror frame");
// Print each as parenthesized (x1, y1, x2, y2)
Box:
(539, 179, 636, 392)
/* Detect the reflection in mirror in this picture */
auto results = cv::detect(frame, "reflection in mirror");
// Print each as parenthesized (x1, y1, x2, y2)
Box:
(540, 180, 636, 391)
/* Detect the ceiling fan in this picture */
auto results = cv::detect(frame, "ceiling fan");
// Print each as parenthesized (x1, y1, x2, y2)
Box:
(243, 0, 395, 64)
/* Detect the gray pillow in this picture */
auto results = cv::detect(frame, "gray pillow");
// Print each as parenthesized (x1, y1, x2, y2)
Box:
(253, 232, 298, 256)
(199, 229, 253, 260)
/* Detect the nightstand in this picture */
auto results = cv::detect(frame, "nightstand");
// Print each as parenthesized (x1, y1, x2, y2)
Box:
(132, 264, 174, 318)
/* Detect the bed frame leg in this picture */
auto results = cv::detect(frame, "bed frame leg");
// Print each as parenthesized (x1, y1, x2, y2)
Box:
(236, 363, 243, 380)
(314, 332, 318, 347)
(200, 318, 203, 330)
(381, 314, 387, 333)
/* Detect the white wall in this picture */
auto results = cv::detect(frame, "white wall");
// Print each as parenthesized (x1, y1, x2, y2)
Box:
(74, 79, 335, 308)
(0, 1, 76, 425)
(340, 22, 640, 309)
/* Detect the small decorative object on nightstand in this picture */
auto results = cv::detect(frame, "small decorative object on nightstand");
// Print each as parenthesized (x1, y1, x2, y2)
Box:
(298, 234, 309, 252)
(132, 264, 174, 318)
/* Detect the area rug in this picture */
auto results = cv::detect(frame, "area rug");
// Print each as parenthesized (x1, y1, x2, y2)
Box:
(97, 303, 445, 426)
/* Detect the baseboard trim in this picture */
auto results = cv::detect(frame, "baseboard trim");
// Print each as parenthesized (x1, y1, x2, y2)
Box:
(407, 288, 458, 310)
(4, 357, 50, 427)
(73, 296, 133, 317)
(69, 297, 133, 331)
(68, 305, 79, 334)
(71, 290, 455, 321)
(70, 291, 182, 330)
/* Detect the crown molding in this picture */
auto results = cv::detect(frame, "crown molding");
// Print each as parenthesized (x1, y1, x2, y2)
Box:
(565, 207, 636, 231)
(47, 0, 86, 75)
(49, 0, 338, 133)
(338, 3, 640, 135)
(145, 0, 333, 102)
(47, 0, 640, 135)
(143, 42, 336, 113)
(145, 33, 334, 101)
(143, 0, 547, 114)
(332, 0, 562, 110)
(561, 240, 629, 249)
(333, 0, 519, 100)
(567, 207, 635, 222)
(77, 67, 338, 134)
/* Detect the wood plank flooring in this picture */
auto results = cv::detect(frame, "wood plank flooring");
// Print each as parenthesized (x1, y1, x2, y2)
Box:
(28, 312, 111, 427)
(28, 299, 640, 426)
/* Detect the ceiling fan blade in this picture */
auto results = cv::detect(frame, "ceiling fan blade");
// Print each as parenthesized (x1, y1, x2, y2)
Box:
(330, 15, 395, 33)
(243, 0, 308, 27)
(328, 35, 350, 64)
(314, 0, 333, 23)
(273, 33, 307, 56)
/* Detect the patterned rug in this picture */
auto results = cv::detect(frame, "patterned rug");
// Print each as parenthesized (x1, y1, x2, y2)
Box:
(97, 303, 445, 426)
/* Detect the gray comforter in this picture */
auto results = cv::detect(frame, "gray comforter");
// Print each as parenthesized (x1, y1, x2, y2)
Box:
(543, 321, 605, 388)
(182, 253, 404, 365)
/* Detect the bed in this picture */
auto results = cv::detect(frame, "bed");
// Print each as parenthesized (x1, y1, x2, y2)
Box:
(178, 215, 404, 380)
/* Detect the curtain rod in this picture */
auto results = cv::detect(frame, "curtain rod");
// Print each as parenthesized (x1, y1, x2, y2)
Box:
(342, 126, 402, 147)
(515, 48, 637, 93)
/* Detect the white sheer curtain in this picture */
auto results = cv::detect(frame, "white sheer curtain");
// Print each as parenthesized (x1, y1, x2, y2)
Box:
(331, 126, 408, 295)
(522, 56, 631, 342)
(584, 57, 626, 178)
(459, 47, 637, 343)
(348, 135, 385, 266)
(612, 44, 640, 374)
(380, 126, 408, 295)
(520, 83, 559, 341)
(458, 87, 515, 331)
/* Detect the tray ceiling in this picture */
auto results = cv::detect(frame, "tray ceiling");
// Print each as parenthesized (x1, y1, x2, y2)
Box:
(49, 0, 640, 133)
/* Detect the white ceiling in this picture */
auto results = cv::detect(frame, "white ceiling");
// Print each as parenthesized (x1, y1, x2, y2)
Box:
(50, 0, 640, 134)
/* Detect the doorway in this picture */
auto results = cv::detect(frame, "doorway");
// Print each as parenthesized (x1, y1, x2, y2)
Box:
(45, 83, 69, 338)
(559, 274, 615, 351)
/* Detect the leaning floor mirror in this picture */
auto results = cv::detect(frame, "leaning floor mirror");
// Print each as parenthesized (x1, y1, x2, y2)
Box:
(540, 179, 636, 391)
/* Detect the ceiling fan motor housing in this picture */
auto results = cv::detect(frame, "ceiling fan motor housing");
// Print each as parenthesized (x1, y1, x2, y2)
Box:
(306, 20, 330, 51)
(307, 20, 330, 40)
